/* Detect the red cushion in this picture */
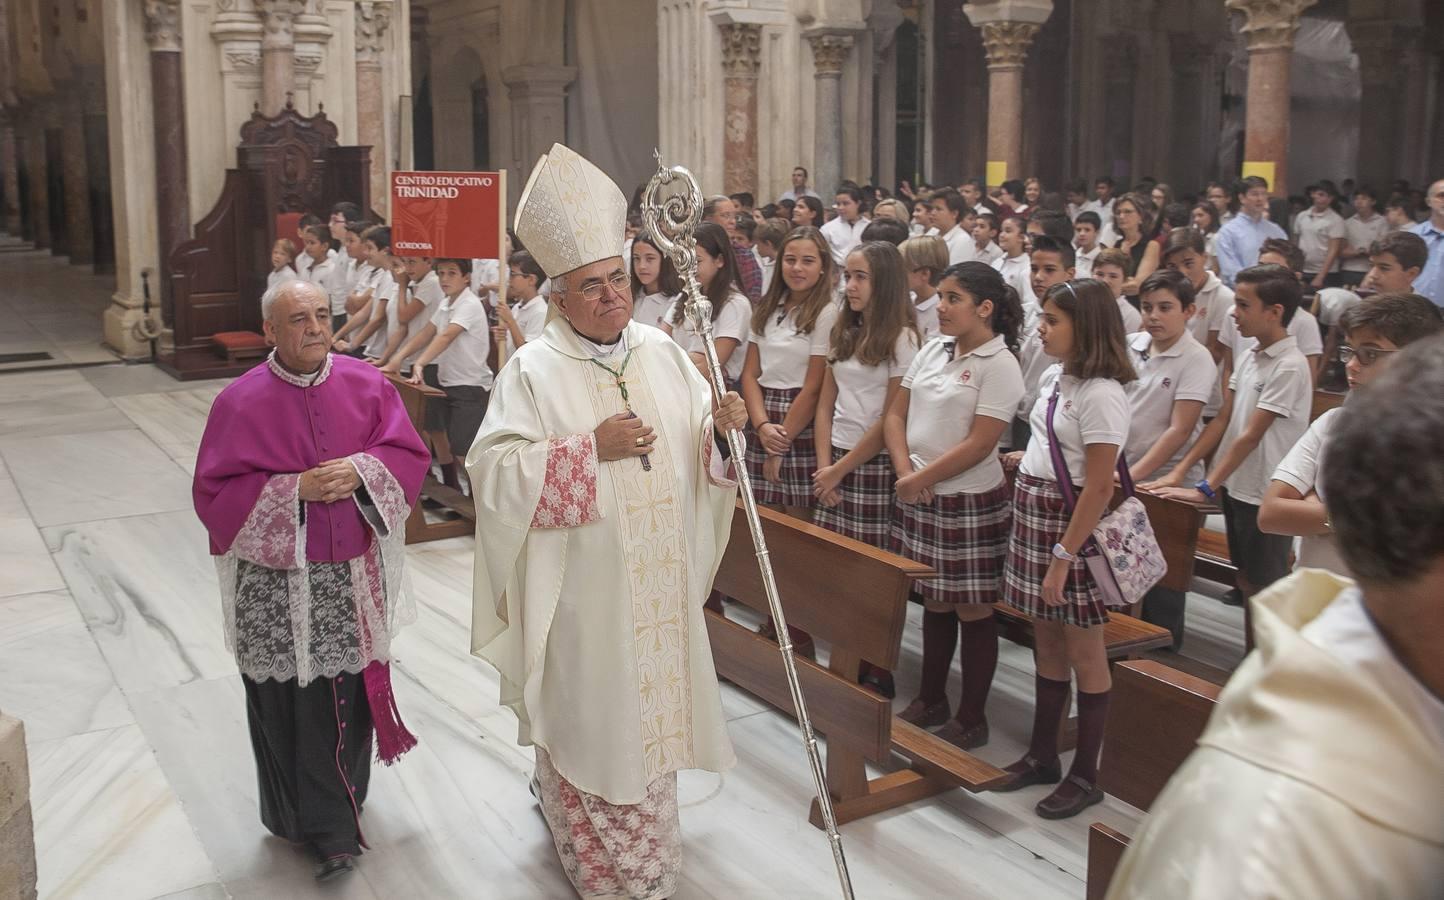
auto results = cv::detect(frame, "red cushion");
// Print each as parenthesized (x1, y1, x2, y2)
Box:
(212, 331, 268, 351)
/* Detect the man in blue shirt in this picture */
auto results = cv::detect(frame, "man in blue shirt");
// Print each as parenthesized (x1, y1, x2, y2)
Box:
(1216, 176, 1287, 286)
(1408, 178, 1444, 307)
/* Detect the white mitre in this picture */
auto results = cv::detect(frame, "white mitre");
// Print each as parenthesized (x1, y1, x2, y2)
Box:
(513, 143, 628, 279)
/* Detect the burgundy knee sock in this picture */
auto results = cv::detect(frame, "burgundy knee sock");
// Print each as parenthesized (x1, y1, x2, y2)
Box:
(1068, 689, 1111, 784)
(955, 614, 999, 729)
(918, 611, 959, 704)
(1027, 674, 1072, 764)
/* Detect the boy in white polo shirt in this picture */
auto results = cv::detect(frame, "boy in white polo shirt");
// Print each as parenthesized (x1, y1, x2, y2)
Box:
(1216, 239, 1324, 385)
(971, 213, 1004, 267)
(1072, 211, 1102, 278)
(1156, 265, 1313, 644)
(407, 258, 494, 486)
(493, 250, 549, 361)
(1128, 269, 1217, 648)
(900, 235, 949, 341)
(373, 254, 446, 373)
(1292, 183, 1346, 290)
(929, 188, 976, 266)
(1258, 292, 1443, 578)
(1339, 187, 1388, 288)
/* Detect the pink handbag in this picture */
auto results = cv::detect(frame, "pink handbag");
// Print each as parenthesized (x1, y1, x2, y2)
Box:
(1045, 386, 1167, 607)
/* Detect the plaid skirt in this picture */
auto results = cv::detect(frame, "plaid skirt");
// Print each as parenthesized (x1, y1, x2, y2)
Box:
(744, 386, 818, 509)
(1002, 473, 1110, 627)
(889, 479, 1013, 605)
(813, 448, 896, 550)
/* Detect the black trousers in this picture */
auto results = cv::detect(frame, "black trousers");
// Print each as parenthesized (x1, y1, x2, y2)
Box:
(243, 672, 373, 859)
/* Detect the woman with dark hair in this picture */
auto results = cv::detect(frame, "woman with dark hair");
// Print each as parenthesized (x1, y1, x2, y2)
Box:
(659, 222, 751, 386)
(1112, 192, 1161, 300)
(630, 233, 683, 328)
(998, 179, 1029, 219)
(791, 195, 825, 228)
(991, 278, 1136, 821)
(1190, 201, 1222, 271)
(885, 261, 1025, 747)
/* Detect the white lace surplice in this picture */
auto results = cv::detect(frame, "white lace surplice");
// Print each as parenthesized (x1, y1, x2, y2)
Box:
(216, 452, 414, 685)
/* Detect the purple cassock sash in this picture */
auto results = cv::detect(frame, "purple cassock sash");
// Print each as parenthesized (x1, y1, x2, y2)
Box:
(194, 353, 431, 763)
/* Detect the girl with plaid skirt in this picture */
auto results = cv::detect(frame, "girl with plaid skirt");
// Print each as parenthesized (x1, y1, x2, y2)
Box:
(812, 242, 921, 696)
(740, 227, 839, 654)
(740, 226, 839, 518)
(885, 262, 1024, 749)
(991, 278, 1136, 820)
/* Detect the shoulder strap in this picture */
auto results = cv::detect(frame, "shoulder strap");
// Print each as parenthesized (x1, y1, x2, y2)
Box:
(1044, 381, 1137, 516)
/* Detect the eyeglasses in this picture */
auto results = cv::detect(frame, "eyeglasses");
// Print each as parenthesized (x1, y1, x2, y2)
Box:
(578, 271, 632, 302)
(1338, 345, 1400, 367)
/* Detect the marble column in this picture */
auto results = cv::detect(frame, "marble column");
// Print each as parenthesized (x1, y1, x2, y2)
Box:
(501, 64, 577, 209)
(23, 111, 50, 249)
(80, 65, 114, 273)
(806, 32, 853, 198)
(1345, 19, 1399, 191)
(1226, 0, 1316, 195)
(257, 0, 304, 116)
(963, 0, 1052, 189)
(292, 2, 332, 114)
(0, 115, 19, 234)
(355, 1, 392, 215)
(145, 0, 189, 329)
(719, 22, 761, 196)
(61, 86, 94, 265)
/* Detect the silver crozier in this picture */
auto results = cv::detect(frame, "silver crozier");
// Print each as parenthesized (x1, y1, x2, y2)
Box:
(640, 152, 856, 900)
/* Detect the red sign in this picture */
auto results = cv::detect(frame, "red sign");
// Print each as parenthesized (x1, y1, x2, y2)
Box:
(390, 170, 506, 260)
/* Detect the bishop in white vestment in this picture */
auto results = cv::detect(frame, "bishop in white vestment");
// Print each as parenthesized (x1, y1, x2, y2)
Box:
(468, 144, 746, 900)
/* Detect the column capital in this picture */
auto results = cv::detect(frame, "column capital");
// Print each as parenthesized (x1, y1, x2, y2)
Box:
(961, 0, 1053, 28)
(143, 0, 184, 53)
(257, 0, 305, 50)
(1224, 0, 1318, 52)
(976, 20, 1041, 69)
(805, 32, 855, 77)
(719, 22, 762, 79)
(355, 0, 393, 68)
(501, 64, 579, 98)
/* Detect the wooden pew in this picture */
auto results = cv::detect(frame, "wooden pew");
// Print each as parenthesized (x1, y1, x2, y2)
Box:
(708, 503, 1010, 829)
(1085, 660, 1222, 900)
(384, 372, 475, 543)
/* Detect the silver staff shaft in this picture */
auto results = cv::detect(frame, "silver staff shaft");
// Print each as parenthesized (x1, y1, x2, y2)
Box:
(641, 153, 854, 900)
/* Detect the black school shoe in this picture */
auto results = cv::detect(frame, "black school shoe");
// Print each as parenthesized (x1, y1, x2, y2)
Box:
(315, 854, 355, 882)
(1035, 774, 1105, 820)
(990, 754, 1063, 792)
(1221, 587, 1245, 607)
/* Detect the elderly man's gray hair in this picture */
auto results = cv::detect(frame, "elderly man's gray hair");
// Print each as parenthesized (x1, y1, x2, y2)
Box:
(263, 279, 328, 320)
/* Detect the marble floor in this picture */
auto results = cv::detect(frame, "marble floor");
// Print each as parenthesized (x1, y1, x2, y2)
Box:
(0, 237, 1250, 900)
(0, 357, 1250, 900)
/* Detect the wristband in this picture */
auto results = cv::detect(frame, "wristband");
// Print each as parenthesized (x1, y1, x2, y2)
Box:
(1194, 479, 1217, 500)
(1051, 542, 1078, 563)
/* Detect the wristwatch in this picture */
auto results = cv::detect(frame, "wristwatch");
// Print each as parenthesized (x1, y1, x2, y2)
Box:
(1051, 542, 1078, 563)
(1194, 479, 1217, 501)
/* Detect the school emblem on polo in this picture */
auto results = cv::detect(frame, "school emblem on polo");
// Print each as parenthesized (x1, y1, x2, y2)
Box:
(959, 369, 972, 383)
(1161, 377, 1172, 389)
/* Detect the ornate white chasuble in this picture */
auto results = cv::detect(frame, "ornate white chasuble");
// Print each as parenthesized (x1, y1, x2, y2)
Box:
(581, 357, 696, 777)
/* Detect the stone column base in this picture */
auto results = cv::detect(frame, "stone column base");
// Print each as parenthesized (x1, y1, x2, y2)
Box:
(0, 713, 37, 900)
(103, 298, 165, 360)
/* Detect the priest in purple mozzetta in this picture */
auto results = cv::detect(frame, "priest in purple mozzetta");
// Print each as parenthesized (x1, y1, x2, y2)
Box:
(193, 280, 430, 882)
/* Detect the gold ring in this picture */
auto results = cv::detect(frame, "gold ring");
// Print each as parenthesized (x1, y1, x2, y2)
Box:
(635, 437, 645, 446)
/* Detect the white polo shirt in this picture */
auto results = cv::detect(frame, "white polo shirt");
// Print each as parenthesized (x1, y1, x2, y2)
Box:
(749, 302, 839, 390)
(992, 253, 1035, 312)
(913, 292, 940, 341)
(1222, 334, 1313, 504)
(1271, 407, 1349, 576)
(632, 291, 674, 329)
(941, 225, 975, 265)
(1074, 244, 1100, 279)
(664, 291, 751, 383)
(974, 242, 1004, 267)
(820, 215, 870, 267)
(1116, 296, 1142, 333)
(1124, 331, 1215, 482)
(1190, 272, 1235, 345)
(1220, 305, 1324, 361)
(903, 334, 1023, 494)
(1019, 365, 1130, 484)
(469, 258, 500, 307)
(1342, 213, 1388, 273)
(436, 288, 495, 390)
(387, 271, 446, 367)
(1292, 207, 1346, 273)
(502, 294, 548, 358)
(829, 331, 920, 450)
(362, 269, 394, 359)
